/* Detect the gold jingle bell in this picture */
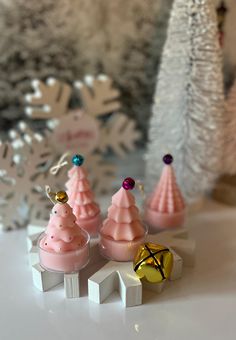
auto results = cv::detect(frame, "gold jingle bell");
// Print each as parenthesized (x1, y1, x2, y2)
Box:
(55, 191, 68, 204)
(133, 243, 173, 283)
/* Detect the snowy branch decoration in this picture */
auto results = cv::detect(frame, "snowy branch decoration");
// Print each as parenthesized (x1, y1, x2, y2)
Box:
(145, 0, 225, 202)
(0, 0, 81, 134)
(0, 0, 232, 137)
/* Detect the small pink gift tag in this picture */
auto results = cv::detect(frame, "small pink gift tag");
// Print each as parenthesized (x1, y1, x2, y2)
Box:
(51, 110, 100, 155)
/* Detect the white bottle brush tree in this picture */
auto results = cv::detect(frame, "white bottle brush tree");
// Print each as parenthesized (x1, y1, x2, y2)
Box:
(145, 0, 225, 202)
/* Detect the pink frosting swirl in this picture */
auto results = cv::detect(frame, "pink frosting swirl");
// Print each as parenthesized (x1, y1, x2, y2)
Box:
(40, 203, 86, 253)
(101, 187, 145, 241)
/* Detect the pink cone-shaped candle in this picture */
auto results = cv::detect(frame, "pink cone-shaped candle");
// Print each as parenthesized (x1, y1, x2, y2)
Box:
(66, 155, 101, 236)
(100, 178, 146, 262)
(145, 154, 185, 231)
(39, 191, 90, 273)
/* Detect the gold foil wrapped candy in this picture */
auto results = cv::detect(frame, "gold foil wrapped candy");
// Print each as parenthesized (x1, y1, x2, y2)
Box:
(133, 243, 173, 283)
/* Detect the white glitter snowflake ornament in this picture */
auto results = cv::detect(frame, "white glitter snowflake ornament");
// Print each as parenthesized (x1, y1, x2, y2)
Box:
(0, 140, 51, 230)
(0, 123, 67, 230)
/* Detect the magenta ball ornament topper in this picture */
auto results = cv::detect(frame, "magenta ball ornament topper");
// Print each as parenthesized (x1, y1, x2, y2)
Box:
(122, 177, 135, 190)
(163, 154, 173, 165)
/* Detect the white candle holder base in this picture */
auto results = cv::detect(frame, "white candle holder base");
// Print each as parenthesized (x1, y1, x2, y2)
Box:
(27, 220, 46, 236)
(169, 250, 183, 281)
(64, 273, 81, 298)
(147, 228, 196, 267)
(32, 265, 82, 298)
(28, 222, 195, 305)
(29, 246, 40, 266)
(32, 263, 64, 292)
(88, 261, 142, 307)
(27, 232, 41, 251)
(88, 247, 183, 306)
(142, 281, 165, 294)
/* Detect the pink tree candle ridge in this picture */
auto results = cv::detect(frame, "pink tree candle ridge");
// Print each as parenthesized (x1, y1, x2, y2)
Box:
(100, 177, 146, 262)
(66, 154, 101, 236)
(145, 154, 185, 231)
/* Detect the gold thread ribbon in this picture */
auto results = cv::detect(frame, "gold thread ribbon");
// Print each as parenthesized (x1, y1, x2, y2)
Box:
(45, 185, 57, 204)
(136, 180, 146, 200)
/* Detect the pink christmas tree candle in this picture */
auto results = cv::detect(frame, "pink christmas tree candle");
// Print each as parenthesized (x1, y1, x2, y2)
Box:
(99, 177, 147, 262)
(39, 190, 90, 273)
(66, 154, 101, 236)
(145, 154, 185, 231)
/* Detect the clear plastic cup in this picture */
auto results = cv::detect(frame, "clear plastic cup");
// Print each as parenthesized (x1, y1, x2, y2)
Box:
(99, 223, 148, 262)
(38, 229, 90, 273)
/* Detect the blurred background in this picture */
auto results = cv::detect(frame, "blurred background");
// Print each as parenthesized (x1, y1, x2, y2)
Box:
(0, 0, 235, 231)
(0, 0, 235, 140)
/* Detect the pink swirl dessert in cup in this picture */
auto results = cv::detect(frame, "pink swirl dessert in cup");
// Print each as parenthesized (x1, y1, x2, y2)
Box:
(145, 154, 185, 232)
(39, 190, 90, 273)
(99, 178, 147, 262)
(66, 154, 101, 237)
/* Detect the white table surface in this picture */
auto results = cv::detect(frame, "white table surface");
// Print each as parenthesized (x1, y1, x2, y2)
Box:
(0, 199, 236, 340)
